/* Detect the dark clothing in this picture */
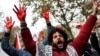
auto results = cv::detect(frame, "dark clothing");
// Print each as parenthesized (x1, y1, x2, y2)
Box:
(42, 23, 53, 45)
(81, 43, 99, 56)
(1, 33, 32, 56)
(90, 32, 100, 56)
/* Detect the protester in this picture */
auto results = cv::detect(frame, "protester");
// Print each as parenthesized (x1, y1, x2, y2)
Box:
(81, 43, 92, 56)
(42, 9, 73, 45)
(82, 22, 100, 56)
(90, 31, 100, 56)
(41, 8, 54, 45)
(76, 21, 99, 56)
(42, 7, 64, 45)
(13, 0, 99, 56)
(1, 16, 32, 56)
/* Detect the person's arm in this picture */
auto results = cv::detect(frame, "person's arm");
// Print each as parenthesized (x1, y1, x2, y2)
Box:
(41, 9, 54, 45)
(21, 27, 36, 56)
(70, 15, 97, 55)
(1, 16, 19, 56)
(42, 22, 53, 45)
(70, 0, 99, 55)
(1, 33, 19, 56)
(13, 4, 36, 56)
(90, 32, 100, 55)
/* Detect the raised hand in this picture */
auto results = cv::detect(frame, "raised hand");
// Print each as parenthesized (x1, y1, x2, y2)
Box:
(91, 0, 100, 15)
(13, 4, 26, 21)
(42, 8, 50, 23)
(4, 16, 15, 29)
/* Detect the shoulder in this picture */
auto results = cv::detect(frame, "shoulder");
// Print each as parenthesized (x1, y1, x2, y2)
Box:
(66, 45, 78, 56)
(18, 49, 32, 56)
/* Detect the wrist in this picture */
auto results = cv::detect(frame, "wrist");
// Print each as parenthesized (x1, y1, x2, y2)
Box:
(5, 28, 11, 33)
(20, 20, 26, 23)
(20, 21, 27, 29)
(91, 11, 97, 16)
(4, 32, 10, 37)
(45, 18, 50, 23)
(91, 8, 98, 16)
(47, 23, 52, 26)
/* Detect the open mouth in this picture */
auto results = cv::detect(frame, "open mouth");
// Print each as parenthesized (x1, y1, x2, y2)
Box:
(58, 40, 63, 44)
(57, 41, 64, 49)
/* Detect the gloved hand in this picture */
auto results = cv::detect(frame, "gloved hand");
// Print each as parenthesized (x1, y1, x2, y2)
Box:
(4, 16, 15, 30)
(13, 4, 26, 21)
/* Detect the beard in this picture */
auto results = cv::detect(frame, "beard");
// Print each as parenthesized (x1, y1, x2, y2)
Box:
(52, 40, 66, 51)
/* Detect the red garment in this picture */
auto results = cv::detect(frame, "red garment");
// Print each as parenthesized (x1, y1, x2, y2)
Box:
(21, 29, 36, 56)
(71, 15, 97, 55)
(53, 48, 68, 56)
(14, 34, 21, 50)
(21, 15, 97, 56)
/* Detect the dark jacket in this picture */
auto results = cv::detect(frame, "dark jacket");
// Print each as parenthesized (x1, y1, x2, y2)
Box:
(90, 32, 100, 56)
(42, 23, 53, 45)
(1, 33, 32, 56)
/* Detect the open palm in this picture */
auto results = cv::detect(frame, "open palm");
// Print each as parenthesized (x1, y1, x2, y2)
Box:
(4, 16, 15, 29)
(13, 4, 26, 21)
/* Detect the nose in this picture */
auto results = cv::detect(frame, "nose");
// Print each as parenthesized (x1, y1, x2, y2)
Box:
(57, 36, 61, 39)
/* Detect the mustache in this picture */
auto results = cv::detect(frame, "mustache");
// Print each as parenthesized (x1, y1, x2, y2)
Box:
(57, 40, 63, 44)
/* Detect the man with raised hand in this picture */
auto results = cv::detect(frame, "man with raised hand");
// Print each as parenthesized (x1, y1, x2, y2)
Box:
(13, 0, 99, 56)
(1, 16, 32, 56)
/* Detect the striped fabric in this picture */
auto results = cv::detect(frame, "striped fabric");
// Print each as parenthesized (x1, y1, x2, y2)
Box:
(36, 43, 78, 56)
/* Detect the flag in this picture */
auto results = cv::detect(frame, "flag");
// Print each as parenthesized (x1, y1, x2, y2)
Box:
(33, 33, 38, 42)
(14, 33, 21, 50)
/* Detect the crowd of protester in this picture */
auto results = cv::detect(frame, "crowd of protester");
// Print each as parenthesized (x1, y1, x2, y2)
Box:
(0, 0, 100, 56)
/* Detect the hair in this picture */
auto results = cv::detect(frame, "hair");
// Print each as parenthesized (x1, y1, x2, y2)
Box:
(47, 28, 69, 46)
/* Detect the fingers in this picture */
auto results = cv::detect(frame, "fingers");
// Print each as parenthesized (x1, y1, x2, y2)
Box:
(4, 16, 13, 23)
(13, 5, 19, 14)
(6, 16, 12, 22)
(6, 16, 9, 21)
(19, 3, 26, 10)
(10, 16, 12, 22)
(21, 3, 26, 13)
(4, 17, 8, 24)
(12, 21, 15, 26)
(14, 5, 19, 11)
(13, 4, 22, 14)
(4, 16, 15, 28)
(19, 3, 21, 9)
(13, 3, 26, 14)
(22, 3, 26, 9)
(4, 20, 6, 24)
(13, 8, 17, 14)
(20, 3, 26, 12)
